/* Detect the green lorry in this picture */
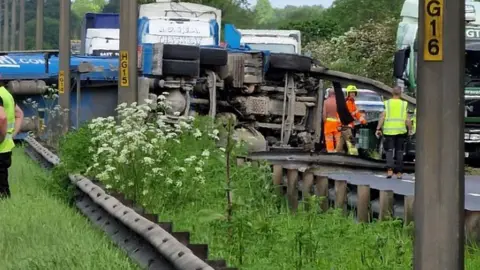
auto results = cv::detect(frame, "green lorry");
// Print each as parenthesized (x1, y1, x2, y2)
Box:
(393, 0, 480, 160)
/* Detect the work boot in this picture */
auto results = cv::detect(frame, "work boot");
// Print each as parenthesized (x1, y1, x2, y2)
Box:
(386, 169, 393, 179)
(396, 172, 403, 179)
(346, 141, 359, 156)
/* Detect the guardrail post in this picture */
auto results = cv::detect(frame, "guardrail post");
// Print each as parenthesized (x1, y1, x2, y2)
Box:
(465, 211, 480, 243)
(286, 169, 299, 212)
(357, 185, 370, 222)
(272, 164, 284, 196)
(272, 165, 283, 185)
(404, 195, 414, 226)
(334, 180, 347, 212)
(315, 176, 329, 212)
(235, 157, 245, 166)
(302, 171, 314, 210)
(379, 190, 394, 221)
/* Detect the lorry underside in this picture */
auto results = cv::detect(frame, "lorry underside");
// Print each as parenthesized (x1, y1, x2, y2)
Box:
(138, 43, 321, 152)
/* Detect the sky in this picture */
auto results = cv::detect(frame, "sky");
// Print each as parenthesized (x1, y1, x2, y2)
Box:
(247, 0, 334, 8)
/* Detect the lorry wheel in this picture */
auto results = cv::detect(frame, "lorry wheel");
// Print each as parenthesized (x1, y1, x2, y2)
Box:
(269, 53, 313, 72)
(200, 47, 228, 66)
(163, 44, 200, 60)
(162, 60, 200, 77)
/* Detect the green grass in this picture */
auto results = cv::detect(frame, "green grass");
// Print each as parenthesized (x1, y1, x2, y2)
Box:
(0, 148, 139, 270)
(58, 116, 480, 270)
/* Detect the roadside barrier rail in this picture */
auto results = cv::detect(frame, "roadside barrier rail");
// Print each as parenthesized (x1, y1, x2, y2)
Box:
(25, 136, 235, 270)
(237, 155, 480, 241)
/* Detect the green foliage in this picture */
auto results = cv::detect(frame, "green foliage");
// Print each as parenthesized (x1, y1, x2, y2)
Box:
(53, 100, 480, 268)
(72, 0, 107, 18)
(57, 124, 95, 174)
(253, 0, 275, 25)
(280, 15, 341, 44)
(1, 149, 139, 269)
(305, 18, 399, 85)
(47, 124, 95, 203)
(324, 0, 404, 34)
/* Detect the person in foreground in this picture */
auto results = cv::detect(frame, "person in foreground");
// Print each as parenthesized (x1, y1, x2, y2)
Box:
(0, 85, 23, 199)
(375, 86, 412, 179)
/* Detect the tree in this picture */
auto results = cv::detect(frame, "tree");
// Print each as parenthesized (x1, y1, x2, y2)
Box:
(101, 0, 120, 12)
(18, 0, 81, 49)
(254, 0, 274, 26)
(280, 14, 341, 44)
(304, 19, 399, 85)
(324, 0, 403, 33)
(72, 0, 107, 18)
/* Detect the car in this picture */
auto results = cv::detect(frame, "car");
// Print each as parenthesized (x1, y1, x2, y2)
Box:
(324, 88, 385, 121)
(351, 89, 385, 122)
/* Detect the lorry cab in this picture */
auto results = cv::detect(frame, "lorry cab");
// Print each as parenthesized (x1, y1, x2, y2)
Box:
(393, 0, 480, 160)
(237, 29, 301, 54)
(80, 13, 120, 56)
(85, 28, 120, 57)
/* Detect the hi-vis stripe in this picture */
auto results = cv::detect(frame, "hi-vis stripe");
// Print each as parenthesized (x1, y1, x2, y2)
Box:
(326, 117, 339, 122)
(5, 123, 14, 139)
(384, 100, 407, 132)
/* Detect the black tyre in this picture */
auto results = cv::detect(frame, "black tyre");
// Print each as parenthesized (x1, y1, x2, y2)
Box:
(269, 53, 313, 72)
(163, 44, 200, 60)
(162, 59, 200, 77)
(200, 47, 228, 66)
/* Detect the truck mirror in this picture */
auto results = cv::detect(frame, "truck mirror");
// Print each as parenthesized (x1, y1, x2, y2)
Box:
(393, 47, 410, 79)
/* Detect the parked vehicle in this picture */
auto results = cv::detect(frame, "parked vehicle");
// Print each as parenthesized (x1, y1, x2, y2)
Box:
(393, 0, 480, 160)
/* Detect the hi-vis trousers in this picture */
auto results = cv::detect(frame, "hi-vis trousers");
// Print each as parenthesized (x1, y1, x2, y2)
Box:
(324, 118, 341, 152)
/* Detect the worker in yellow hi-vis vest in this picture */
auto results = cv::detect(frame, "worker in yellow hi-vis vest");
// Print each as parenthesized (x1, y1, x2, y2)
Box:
(0, 85, 23, 199)
(375, 86, 412, 179)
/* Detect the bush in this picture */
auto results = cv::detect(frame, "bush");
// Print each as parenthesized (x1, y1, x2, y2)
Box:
(304, 18, 398, 85)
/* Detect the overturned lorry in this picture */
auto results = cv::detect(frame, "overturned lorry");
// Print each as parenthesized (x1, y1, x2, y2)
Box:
(0, 1, 416, 156)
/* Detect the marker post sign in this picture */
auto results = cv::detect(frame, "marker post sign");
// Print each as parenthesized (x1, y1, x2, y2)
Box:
(58, 70, 65, 94)
(424, 0, 443, 61)
(120, 51, 129, 87)
(118, 0, 137, 105)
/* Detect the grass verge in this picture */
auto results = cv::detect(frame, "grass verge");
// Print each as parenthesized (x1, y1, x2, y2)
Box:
(0, 148, 139, 270)
(55, 102, 480, 269)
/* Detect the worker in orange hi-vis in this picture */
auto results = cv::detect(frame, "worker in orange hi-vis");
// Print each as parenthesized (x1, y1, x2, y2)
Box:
(336, 85, 367, 155)
(323, 88, 341, 152)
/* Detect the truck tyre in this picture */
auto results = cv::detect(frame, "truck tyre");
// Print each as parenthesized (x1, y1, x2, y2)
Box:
(200, 47, 228, 66)
(162, 59, 200, 77)
(269, 53, 313, 72)
(163, 44, 200, 60)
